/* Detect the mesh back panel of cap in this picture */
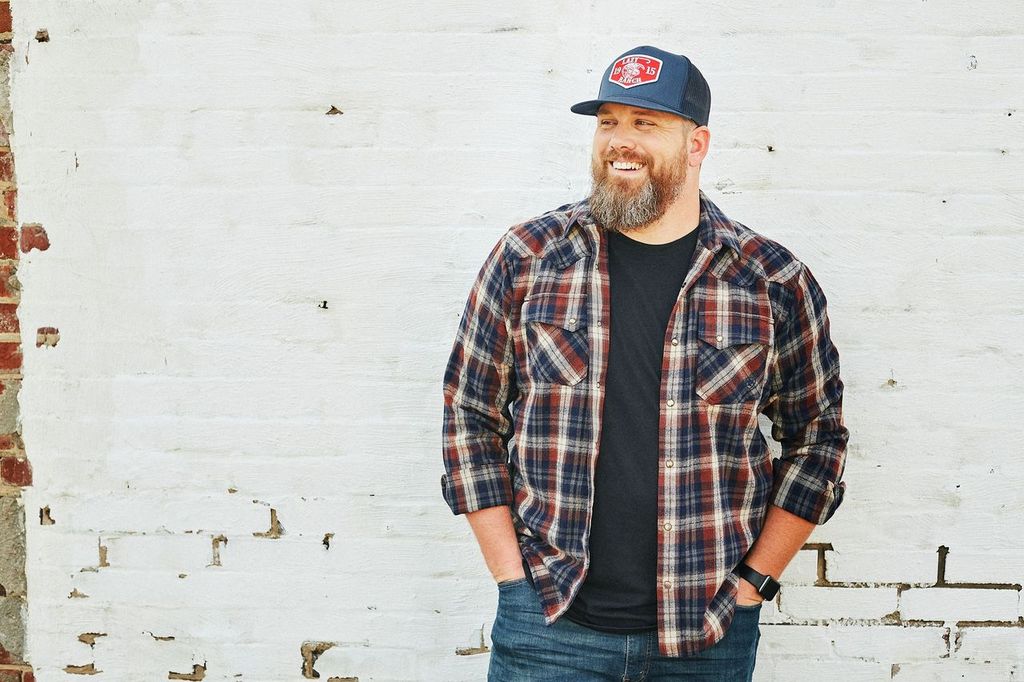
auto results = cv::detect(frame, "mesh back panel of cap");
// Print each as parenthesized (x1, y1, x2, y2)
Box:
(683, 62, 711, 126)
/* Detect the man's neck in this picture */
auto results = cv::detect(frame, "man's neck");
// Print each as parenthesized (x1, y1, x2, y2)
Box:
(617, 185, 701, 245)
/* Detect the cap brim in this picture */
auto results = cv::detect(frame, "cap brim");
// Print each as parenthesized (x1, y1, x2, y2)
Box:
(570, 96, 688, 120)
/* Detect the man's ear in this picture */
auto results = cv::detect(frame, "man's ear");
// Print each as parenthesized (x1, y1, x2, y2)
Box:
(690, 127, 711, 165)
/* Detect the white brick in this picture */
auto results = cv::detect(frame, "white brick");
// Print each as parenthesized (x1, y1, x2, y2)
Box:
(828, 625, 949, 662)
(753, 656, 889, 682)
(953, 625, 1024, 661)
(778, 547, 820, 585)
(779, 586, 899, 621)
(944, 552, 1024, 586)
(900, 587, 1020, 623)
(888, 661, 1019, 681)
(828, 549, 941, 585)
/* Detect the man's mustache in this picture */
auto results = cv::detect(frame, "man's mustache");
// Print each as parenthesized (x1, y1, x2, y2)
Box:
(600, 151, 651, 165)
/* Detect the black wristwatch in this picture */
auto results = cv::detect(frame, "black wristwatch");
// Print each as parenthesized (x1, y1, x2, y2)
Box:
(734, 561, 781, 600)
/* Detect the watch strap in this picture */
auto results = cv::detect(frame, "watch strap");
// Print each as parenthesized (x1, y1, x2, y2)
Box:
(734, 561, 781, 600)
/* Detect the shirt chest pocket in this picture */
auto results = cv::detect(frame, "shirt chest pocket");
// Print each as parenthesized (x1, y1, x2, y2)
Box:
(695, 314, 772, 404)
(520, 294, 589, 386)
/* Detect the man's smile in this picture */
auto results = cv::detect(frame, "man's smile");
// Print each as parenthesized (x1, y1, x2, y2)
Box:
(608, 160, 648, 176)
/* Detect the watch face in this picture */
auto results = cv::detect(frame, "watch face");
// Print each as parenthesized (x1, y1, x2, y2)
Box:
(761, 579, 780, 600)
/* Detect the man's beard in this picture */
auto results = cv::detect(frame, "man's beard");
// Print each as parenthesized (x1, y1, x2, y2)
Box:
(588, 152, 686, 233)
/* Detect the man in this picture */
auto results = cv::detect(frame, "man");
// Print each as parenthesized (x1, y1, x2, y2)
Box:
(441, 45, 849, 681)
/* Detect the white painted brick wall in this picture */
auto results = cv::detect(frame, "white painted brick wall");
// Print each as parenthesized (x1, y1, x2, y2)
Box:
(8, 0, 1024, 679)
(779, 586, 900, 622)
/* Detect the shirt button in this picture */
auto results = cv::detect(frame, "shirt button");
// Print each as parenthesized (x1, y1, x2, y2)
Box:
(716, 334, 724, 342)
(671, 338, 679, 346)
(663, 522, 672, 531)
(666, 399, 675, 407)
(665, 460, 674, 468)
(663, 579, 672, 589)
(569, 318, 576, 324)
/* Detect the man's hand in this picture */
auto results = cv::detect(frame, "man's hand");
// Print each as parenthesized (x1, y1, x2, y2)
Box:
(495, 569, 528, 584)
(464, 506, 528, 584)
(736, 504, 818, 606)
(736, 577, 765, 606)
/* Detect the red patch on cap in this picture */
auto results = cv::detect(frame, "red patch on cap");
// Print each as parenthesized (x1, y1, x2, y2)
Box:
(608, 54, 663, 89)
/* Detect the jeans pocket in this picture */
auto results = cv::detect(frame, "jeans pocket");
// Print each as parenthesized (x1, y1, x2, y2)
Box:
(497, 576, 530, 590)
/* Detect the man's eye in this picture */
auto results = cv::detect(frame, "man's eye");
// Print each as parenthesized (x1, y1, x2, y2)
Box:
(637, 120, 654, 126)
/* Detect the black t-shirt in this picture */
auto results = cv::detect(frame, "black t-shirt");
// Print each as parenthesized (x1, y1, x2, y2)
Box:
(563, 225, 699, 633)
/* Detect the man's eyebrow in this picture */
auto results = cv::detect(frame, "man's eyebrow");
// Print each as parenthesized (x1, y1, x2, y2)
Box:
(629, 108, 670, 119)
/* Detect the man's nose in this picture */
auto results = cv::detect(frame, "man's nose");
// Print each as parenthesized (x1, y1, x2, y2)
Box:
(607, 126, 638, 151)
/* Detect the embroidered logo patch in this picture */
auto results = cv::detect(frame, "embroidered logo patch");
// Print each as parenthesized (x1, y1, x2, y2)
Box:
(608, 54, 663, 89)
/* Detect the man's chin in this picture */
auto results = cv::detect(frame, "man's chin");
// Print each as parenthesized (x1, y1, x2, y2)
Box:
(594, 179, 647, 202)
(604, 221, 652, 234)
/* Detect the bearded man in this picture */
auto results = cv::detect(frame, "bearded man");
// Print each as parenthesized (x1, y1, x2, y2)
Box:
(441, 45, 849, 681)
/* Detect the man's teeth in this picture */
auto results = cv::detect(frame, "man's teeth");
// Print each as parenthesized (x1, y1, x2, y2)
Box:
(612, 161, 644, 170)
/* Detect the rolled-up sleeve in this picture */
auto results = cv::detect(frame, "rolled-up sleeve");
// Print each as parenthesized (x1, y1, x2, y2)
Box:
(440, 234, 518, 516)
(764, 262, 849, 525)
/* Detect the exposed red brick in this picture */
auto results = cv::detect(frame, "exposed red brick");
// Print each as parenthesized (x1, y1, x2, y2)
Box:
(0, 227, 17, 259)
(19, 224, 47, 254)
(0, 263, 19, 299)
(0, 671, 20, 682)
(5, 431, 23, 454)
(1, 456, 31, 486)
(35, 327, 58, 348)
(0, 342, 20, 370)
(0, 190, 15, 225)
(0, 150, 12, 183)
(23, 672, 36, 682)
(0, 3, 11, 34)
(0, 641, 12, 663)
(0, 303, 17, 333)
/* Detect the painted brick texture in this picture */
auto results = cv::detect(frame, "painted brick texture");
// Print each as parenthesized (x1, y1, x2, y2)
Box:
(5, 1, 1024, 680)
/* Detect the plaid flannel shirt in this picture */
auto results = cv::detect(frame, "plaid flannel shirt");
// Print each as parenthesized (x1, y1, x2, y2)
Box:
(441, 189, 848, 656)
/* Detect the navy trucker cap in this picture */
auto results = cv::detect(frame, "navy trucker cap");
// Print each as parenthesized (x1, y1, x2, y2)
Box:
(571, 46, 711, 127)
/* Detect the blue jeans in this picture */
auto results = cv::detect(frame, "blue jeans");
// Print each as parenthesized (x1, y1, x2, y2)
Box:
(488, 577, 761, 681)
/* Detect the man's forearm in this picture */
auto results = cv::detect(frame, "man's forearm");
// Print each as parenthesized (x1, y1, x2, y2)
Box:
(465, 505, 526, 583)
(740, 504, 816, 592)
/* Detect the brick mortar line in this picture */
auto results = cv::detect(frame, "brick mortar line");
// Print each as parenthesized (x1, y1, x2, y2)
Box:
(765, 618, 1024, 628)
(814, 581, 1023, 591)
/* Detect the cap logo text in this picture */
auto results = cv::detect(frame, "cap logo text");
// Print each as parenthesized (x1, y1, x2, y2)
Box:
(608, 55, 663, 89)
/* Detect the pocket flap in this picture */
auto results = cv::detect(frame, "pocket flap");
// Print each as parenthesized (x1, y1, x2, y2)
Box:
(521, 294, 587, 332)
(698, 314, 771, 349)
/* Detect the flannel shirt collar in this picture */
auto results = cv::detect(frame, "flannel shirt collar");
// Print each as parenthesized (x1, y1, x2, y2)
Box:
(552, 188, 746, 276)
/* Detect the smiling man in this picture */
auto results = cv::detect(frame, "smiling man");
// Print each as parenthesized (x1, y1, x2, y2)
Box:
(441, 46, 849, 680)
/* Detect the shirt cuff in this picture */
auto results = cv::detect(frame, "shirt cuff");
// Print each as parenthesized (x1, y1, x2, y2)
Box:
(769, 458, 846, 525)
(440, 463, 514, 516)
